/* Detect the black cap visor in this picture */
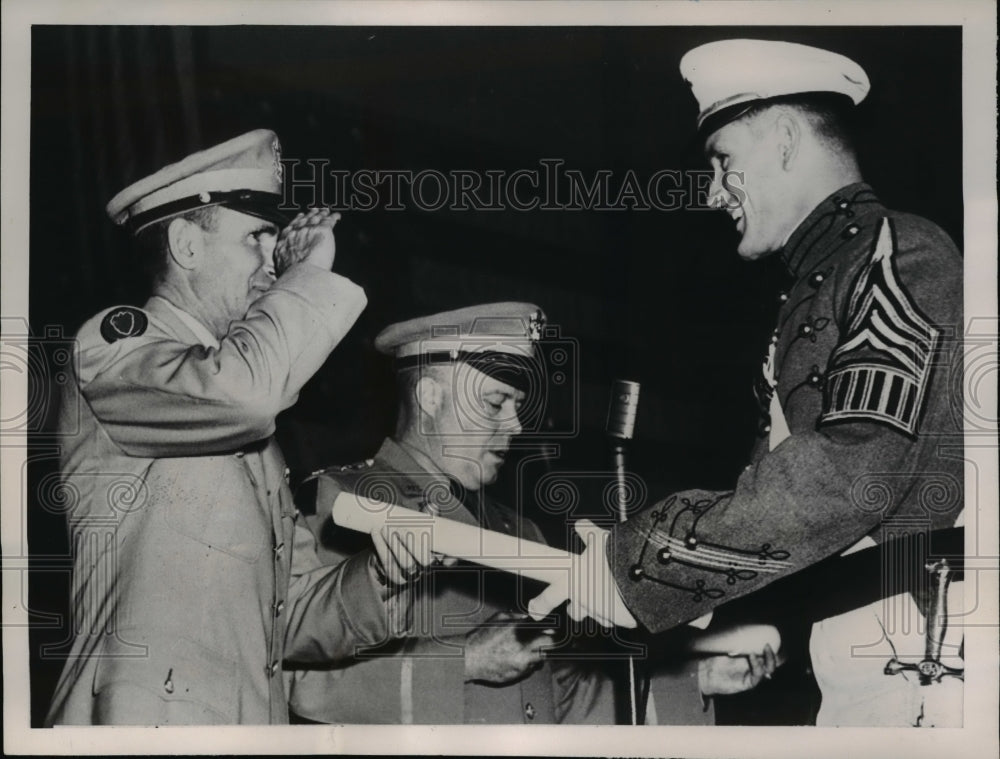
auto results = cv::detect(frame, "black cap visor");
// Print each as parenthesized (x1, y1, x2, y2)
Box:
(395, 350, 541, 394)
(698, 91, 856, 142)
(126, 190, 290, 234)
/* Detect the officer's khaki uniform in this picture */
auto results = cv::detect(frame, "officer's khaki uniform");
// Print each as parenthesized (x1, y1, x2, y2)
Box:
(288, 437, 614, 724)
(45, 264, 406, 725)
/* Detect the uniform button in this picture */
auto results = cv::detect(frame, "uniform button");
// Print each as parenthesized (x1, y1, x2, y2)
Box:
(808, 272, 825, 288)
(524, 702, 536, 720)
(685, 533, 698, 549)
(837, 200, 849, 210)
(628, 564, 644, 581)
(273, 599, 285, 617)
(266, 660, 280, 678)
(842, 224, 860, 238)
(657, 548, 672, 564)
(798, 323, 813, 337)
(778, 292, 789, 303)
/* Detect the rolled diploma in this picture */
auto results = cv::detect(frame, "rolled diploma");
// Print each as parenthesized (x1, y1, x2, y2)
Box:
(332, 491, 781, 655)
(331, 491, 571, 586)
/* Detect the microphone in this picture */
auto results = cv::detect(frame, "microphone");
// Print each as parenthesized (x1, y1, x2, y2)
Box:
(606, 379, 640, 441)
(606, 380, 640, 523)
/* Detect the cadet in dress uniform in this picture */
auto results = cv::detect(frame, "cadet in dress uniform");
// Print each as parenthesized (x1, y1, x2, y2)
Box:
(530, 40, 964, 726)
(287, 303, 615, 724)
(46, 130, 426, 725)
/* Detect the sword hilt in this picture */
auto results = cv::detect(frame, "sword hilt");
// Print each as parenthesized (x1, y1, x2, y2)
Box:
(921, 558, 952, 685)
(883, 557, 964, 686)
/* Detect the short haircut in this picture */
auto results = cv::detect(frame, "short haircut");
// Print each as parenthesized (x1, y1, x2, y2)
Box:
(738, 93, 858, 157)
(393, 364, 450, 436)
(133, 206, 219, 294)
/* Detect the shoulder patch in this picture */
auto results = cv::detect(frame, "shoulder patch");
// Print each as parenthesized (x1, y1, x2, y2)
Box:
(821, 217, 939, 436)
(99, 307, 148, 343)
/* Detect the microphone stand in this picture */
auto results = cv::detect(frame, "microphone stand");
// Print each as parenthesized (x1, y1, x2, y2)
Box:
(607, 380, 643, 725)
(614, 441, 641, 725)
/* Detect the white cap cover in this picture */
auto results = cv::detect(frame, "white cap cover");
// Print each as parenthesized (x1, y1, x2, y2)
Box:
(680, 39, 870, 133)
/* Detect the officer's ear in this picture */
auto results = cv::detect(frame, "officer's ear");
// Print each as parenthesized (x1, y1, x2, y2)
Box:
(414, 374, 444, 419)
(165, 217, 206, 271)
(774, 111, 801, 171)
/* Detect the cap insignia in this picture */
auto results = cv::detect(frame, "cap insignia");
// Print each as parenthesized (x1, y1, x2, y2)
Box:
(528, 310, 545, 341)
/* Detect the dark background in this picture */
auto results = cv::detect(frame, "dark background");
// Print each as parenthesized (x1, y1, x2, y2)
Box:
(26, 25, 962, 725)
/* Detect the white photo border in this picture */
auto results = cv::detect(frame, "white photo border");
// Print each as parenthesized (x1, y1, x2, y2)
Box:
(2, 1, 997, 757)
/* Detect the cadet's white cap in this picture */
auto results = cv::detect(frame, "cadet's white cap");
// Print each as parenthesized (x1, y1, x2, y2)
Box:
(680, 39, 870, 136)
(106, 129, 288, 234)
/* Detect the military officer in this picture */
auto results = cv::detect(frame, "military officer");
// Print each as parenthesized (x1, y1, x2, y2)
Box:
(287, 302, 619, 724)
(289, 303, 778, 724)
(46, 130, 428, 725)
(529, 39, 964, 726)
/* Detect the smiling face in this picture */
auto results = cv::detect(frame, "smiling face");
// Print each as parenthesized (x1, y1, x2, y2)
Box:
(423, 362, 526, 491)
(704, 110, 800, 261)
(190, 207, 279, 335)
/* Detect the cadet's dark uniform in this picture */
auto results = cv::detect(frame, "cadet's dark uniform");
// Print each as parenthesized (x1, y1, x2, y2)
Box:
(612, 183, 963, 631)
(288, 437, 614, 724)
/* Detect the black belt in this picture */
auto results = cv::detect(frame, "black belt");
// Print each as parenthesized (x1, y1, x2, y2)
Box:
(753, 526, 963, 624)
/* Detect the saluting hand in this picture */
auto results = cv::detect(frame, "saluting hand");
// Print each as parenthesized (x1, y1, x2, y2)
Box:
(463, 611, 555, 685)
(274, 208, 341, 275)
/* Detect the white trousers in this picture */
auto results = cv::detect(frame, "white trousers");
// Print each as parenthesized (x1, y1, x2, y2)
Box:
(810, 563, 964, 727)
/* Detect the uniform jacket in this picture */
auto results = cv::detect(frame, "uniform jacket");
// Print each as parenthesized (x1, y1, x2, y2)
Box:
(46, 263, 407, 725)
(613, 183, 964, 632)
(288, 438, 614, 724)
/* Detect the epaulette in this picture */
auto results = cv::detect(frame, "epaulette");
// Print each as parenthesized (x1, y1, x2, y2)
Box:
(332, 458, 376, 474)
(298, 458, 376, 482)
(290, 459, 375, 516)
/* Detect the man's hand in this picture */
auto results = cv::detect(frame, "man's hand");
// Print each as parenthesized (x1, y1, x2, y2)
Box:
(368, 521, 433, 589)
(463, 612, 555, 685)
(527, 519, 638, 629)
(698, 644, 780, 696)
(274, 208, 341, 275)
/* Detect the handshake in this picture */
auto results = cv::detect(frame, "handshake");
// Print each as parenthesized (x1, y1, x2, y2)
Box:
(344, 492, 641, 630)
(353, 494, 782, 697)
